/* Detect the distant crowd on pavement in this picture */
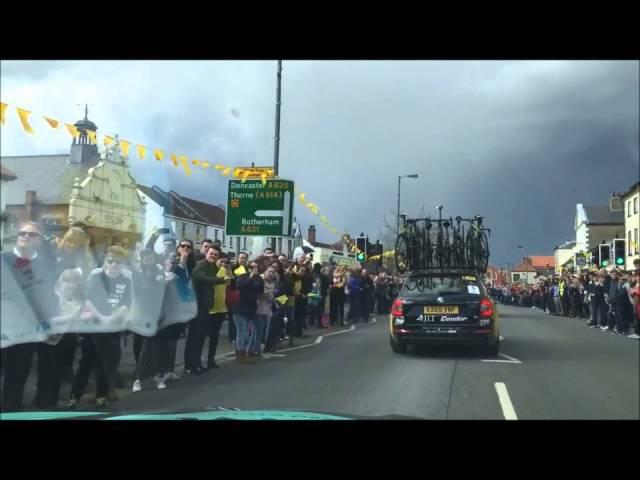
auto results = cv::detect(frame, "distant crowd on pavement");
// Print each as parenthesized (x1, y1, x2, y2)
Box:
(0, 220, 404, 412)
(488, 259, 640, 340)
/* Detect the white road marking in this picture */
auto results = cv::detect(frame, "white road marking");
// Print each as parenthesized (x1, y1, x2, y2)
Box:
(315, 336, 323, 344)
(323, 328, 353, 337)
(481, 353, 521, 364)
(262, 353, 286, 358)
(494, 382, 518, 420)
(499, 335, 504, 341)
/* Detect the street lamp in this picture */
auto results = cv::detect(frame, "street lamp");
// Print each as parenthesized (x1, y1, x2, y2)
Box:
(517, 245, 527, 284)
(397, 174, 419, 234)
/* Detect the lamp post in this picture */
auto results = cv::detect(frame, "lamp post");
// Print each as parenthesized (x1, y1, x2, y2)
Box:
(397, 174, 419, 234)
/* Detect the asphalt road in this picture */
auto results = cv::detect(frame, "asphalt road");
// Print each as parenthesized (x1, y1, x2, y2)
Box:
(110, 305, 640, 420)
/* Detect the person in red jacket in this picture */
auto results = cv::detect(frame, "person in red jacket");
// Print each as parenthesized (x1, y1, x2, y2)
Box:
(628, 271, 640, 339)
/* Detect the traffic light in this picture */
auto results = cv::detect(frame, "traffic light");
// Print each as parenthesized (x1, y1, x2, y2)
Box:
(356, 235, 367, 262)
(590, 247, 600, 268)
(599, 244, 610, 267)
(613, 239, 625, 266)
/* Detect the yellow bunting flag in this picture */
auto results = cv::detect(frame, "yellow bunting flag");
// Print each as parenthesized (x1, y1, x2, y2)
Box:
(299, 193, 306, 203)
(16, 108, 35, 134)
(136, 145, 147, 160)
(222, 167, 232, 176)
(87, 130, 97, 144)
(65, 123, 79, 139)
(261, 172, 268, 185)
(170, 154, 178, 166)
(154, 149, 164, 161)
(241, 170, 251, 182)
(191, 159, 200, 166)
(0, 102, 7, 125)
(178, 155, 192, 176)
(201, 161, 210, 168)
(306, 203, 319, 215)
(214, 164, 225, 170)
(233, 167, 244, 178)
(44, 116, 59, 129)
(320, 215, 329, 224)
(104, 135, 114, 146)
(120, 140, 131, 157)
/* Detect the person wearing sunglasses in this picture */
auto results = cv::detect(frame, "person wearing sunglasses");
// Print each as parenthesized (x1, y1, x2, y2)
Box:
(1, 221, 60, 412)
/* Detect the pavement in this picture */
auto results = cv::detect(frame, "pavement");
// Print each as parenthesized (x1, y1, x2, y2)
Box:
(95, 306, 639, 419)
(14, 306, 640, 419)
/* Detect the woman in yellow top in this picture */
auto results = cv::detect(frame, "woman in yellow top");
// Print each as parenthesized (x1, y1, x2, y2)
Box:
(206, 254, 232, 369)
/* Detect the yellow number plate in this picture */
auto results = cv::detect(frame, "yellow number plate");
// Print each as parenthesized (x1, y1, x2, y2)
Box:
(424, 306, 459, 315)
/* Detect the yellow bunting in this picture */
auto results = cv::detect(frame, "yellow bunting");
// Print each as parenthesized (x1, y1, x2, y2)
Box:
(0, 102, 7, 125)
(154, 149, 164, 161)
(136, 144, 147, 160)
(64, 123, 79, 139)
(178, 155, 192, 176)
(104, 135, 114, 146)
(241, 170, 251, 182)
(320, 215, 329, 224)
(120, 140, 131, 157)
(87, 130, 97, 144)
(16, 108, 35, 134)
(44, 116, 59, 129)
(201, 161, 210, 168)
(170, 154, 178, 166)
(306, 203, 319, 215)
(222, 167, 232, 176)
(233, 167, 244, 178)
(191, 159, 200, 166)
(214, 164, 225, 170)
(261, 172, 268, 185)
(299, 193, 306, 203)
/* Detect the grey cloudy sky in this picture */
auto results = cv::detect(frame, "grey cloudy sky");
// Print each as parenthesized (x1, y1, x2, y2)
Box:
(1, 60, 638, 266)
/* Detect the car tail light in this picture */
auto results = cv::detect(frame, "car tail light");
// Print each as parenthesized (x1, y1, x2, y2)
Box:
(391, 298, 405, 317)
(479, 297, 494, 318)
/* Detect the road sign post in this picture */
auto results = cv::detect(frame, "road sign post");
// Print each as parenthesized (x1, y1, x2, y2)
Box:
(226, 179, 295, 236)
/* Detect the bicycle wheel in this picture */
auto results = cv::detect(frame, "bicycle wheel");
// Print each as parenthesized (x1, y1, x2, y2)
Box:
(424, 228, 433, 268)
(465, 231, 475, 269)
(476, 231, 490, 271)
(395, 234, 409, 273)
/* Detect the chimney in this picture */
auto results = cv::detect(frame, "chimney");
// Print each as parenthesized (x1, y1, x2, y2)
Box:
(609, 192, 623, 212)
(308, 225, 316, 245)
(24, 190, 37, 221)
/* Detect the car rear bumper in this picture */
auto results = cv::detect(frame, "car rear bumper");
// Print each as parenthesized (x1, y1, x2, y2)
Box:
(392, 327, 497, 344)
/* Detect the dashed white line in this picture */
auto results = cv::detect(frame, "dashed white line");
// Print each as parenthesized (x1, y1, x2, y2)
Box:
(497, 353, 521, 363)
(494, 382, 518, 420)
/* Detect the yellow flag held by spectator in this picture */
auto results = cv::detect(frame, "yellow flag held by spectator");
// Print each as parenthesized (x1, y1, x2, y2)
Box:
(275, 295, 288, 305)
(65, 123, 79, 139)
(17, 108, 35, 134)
(44, 116, 60, 129)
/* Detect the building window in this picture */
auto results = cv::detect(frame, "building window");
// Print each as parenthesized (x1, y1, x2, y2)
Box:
(214, 229, 219, 241)
(635, 228, 639, 254)
(222, 231, 225, 244)
(635, 197, 638, 214)
(287, 239, 292, 256)
(513, 274, 521, 282)
(181, 222, 187, 240)
(277, 237, 283, 254)
(629, 230, 633, 255)
(243, 237, 247, 249)
(628, 201, 632, 217)
(196, 225, 202, 241)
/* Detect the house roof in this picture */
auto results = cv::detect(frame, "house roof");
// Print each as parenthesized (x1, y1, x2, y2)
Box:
(583, 205, 624, 225)
(512, 261, 542, 273)
(1, 164, 17, 181)
(1, 154, 100, 205)
(621, 181, 640, 200)
(138, 184, 225, 227)
(529, 255, 555, 268)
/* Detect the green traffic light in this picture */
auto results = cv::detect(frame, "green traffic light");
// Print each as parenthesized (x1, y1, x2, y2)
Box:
(357, 253, 365, 262)
(616, 258, 624, 265)
(601, 260, 609, 267)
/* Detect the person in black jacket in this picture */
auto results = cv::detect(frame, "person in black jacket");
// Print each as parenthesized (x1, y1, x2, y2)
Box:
(231, 253, 264, 364)
(187, 245, 231, 374)
(361, 269, 375, 323)
(1, 221, 59, 412)
(608, 269, 632, 335)
(590, 273, 607, 328)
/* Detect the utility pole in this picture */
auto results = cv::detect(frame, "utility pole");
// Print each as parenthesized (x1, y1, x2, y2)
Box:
(273, 60, 283, 176)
